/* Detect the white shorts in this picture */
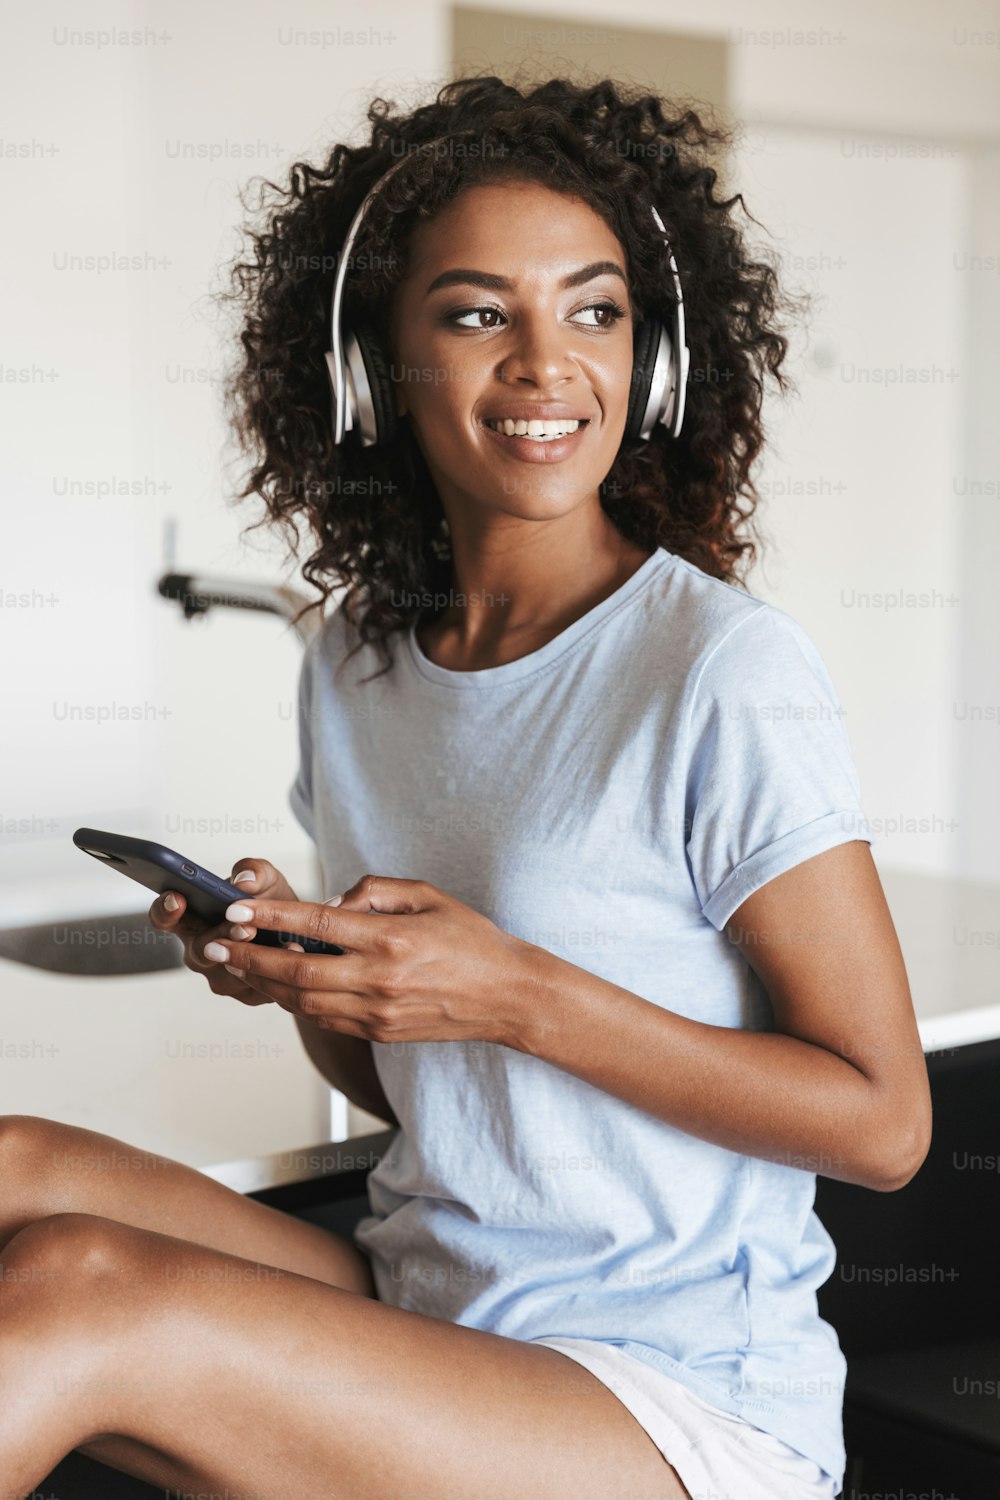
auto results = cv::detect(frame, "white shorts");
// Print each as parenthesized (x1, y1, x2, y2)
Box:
(530, 1336, 838, 1500)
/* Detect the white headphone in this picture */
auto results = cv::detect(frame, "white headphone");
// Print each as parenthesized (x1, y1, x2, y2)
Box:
(326, 139, 690, 449)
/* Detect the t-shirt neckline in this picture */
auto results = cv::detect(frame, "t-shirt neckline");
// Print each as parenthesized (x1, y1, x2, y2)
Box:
(405, 546, 672, 689)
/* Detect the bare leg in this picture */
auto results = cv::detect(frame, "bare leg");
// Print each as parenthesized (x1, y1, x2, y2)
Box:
(0, 1113, 374, 1292)
(0, 1112, 375, 1486)
(0, 1212, 692, 1500)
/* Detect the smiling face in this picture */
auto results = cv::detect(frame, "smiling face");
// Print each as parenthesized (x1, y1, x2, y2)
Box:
(388, 177, 636, 528)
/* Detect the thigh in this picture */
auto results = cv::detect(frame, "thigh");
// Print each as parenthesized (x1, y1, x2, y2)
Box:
(9, 1213, 691, 1500)
(0, 1112, 374, 1296)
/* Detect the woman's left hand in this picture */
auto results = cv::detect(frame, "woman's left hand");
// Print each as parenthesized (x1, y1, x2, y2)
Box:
(203, 874, 539, 1049)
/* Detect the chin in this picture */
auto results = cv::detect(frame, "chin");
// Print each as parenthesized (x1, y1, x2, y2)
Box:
(475, 459, 606, 509)
(420, 433, 610, 521)
(482, 478, 597, 522)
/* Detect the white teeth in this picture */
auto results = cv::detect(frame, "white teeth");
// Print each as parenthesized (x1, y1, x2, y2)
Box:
(486, 417, 582, 439)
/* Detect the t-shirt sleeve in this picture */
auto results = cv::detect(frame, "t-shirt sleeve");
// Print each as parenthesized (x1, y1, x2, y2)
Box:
(287, 633, 317, 842)
(684, 604, 874, 931)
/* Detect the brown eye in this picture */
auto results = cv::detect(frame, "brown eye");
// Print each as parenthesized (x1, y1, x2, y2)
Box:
(448, 306, 505, 329)
(574, 302, 627, 328)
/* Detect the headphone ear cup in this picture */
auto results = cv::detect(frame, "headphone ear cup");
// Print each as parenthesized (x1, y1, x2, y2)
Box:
(350, 322, 397, 447)
(625, 318, 661, 444)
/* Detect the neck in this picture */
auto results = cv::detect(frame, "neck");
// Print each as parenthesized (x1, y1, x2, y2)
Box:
(417, 509, 653, 672)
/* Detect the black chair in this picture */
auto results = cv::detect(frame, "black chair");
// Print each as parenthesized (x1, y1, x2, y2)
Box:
(816, 1036, 1000, 1499)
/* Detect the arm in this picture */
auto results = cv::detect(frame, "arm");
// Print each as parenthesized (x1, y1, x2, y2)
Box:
(510, 841, 932, 1193)
(294, 1015, 399, 1129)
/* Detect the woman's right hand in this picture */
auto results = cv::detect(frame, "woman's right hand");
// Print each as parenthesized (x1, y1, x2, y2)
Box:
(148, 858, 300, 1007)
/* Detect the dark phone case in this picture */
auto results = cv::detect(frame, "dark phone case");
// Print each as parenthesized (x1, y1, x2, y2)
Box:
(72, 828, 343, 955)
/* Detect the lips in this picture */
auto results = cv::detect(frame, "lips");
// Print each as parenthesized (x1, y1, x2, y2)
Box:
(479, 417, 591, 465)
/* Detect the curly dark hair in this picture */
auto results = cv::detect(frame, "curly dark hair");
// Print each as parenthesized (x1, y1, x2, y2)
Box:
(219, 73, 802, 678)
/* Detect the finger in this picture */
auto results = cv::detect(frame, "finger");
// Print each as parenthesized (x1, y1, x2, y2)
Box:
(192, 959, 271, 1012)
(338, 873, 439, 915)
(229, 858, 299, 904)
(201, 939, 369, 1017)
(200, 937, 333, 982)
(204, 967, 274, 1007)
(149, 890, 186, 930)
(222, 881, 435, 951)
(188, 919, 248, 973)
(150, 892, 220, 948)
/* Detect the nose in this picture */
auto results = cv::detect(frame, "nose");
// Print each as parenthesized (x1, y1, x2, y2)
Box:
(496, 309, 578, 389)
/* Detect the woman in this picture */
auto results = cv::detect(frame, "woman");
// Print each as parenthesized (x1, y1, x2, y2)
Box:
(0, 76, 930, 1499)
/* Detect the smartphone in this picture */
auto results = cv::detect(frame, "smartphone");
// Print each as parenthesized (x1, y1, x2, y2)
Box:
(72, 827, 344, 955)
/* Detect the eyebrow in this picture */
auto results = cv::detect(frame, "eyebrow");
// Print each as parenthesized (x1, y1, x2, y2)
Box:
(424, 260, 628, 297)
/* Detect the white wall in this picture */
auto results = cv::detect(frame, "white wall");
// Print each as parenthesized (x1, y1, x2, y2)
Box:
(2, 0, 447, 920)
(2, 0, 998, 1162)
(732, 127, 967, 876)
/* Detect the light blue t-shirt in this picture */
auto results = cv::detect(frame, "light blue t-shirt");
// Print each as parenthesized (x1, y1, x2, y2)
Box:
(288, 545, 873, 1490)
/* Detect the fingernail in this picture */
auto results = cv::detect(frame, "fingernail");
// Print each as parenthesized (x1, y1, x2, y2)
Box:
(225, 965, 245, 977)
(232, 870, 256, 887)
(225, 903, 254, 923)
(324, 894, 343, 908)
(203, 941, 229, 962)
(163, 892, 180, 912)
(229, 925, 253, 940)
(285, 942, 305, 953)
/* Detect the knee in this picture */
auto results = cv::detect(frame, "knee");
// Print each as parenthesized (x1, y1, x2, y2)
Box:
(0, 1211, 130, 1288)
(0, 1115, 108, 1207)
(0, 1112, 69, 1177)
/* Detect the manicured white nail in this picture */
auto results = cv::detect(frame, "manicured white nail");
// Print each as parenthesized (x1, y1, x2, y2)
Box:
(163, 892, 180, 912)
(324, 894, 343, 908)
(229, 925, 253, 940)
(285, 943, 305, 953)
(203, 941, 229, 962)
(225, 965, 245, 977)
(232, 870, 256, 886)
(225, 902, 254, 922)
